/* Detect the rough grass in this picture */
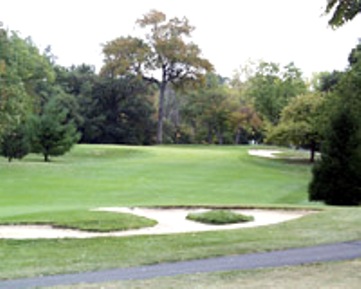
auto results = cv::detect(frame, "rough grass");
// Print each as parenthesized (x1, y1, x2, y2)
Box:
(46, 259, 361, 289)
(0, 210, 157, 232)
(186, 210, 254, 225)
(0, 207, 360, 280)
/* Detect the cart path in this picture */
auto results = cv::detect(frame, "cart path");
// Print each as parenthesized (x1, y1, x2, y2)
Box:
(1, 241, 361, 289)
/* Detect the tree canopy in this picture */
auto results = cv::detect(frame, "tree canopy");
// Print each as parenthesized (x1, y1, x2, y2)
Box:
(308, 42, 361, 205)
(266, 93, 325, 162)
(0, 28, 54, 137)
(242, 61, 307, 125)
(326, 0, 361, 27)
(101, 10, 213, 144)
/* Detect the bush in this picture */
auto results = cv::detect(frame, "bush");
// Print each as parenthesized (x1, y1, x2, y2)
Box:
(186, 210, 254, 225)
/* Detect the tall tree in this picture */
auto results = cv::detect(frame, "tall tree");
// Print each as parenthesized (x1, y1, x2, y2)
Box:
(245, 61, 307, 125)
(309, 105, 361, 205)
(0, 28, 54, 138)
(88, 76, 156, 145)
(54, 64, 97, 142)
(101, 10, 213, 143)
(309, 42, 361, 205)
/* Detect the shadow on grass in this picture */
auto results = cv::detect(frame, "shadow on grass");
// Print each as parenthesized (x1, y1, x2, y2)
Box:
(275, 158, 313, 166)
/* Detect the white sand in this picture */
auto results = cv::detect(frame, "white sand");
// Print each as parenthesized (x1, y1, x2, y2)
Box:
(0, 207, 311, 240)
(248, 149, 281, 158)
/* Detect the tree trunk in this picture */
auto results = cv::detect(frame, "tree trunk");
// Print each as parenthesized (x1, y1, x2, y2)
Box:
(207, 124, 212, 144)
(310, 140, 316, 163)
(157, 83, 166, 144)
(216, 129, 223, 145)
(44, 153, 49, 162)
(235, 127, 241, 145)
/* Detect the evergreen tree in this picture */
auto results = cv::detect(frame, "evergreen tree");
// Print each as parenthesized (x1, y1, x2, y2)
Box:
(309, 106, 361, 205)
(0, 123, 30, 162)
(31, 89, 80, 162)
(309, 42, 361, 206)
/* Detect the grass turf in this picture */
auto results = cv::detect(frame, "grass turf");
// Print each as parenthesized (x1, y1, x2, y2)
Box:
(0, 210, 157, 232)
(0, 144, 312, 219)
(1, 144, 360, 280)
(186, 210, 254, 225)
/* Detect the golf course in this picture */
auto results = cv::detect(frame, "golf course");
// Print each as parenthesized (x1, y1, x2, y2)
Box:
(0, 144, 360, 287)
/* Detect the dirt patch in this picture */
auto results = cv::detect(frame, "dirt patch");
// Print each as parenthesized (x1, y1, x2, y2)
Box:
(0, 207, 311, 239)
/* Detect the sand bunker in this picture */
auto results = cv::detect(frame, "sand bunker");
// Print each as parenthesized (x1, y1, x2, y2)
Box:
(0, 207, 310, 239)
(248, 149, 281, 158)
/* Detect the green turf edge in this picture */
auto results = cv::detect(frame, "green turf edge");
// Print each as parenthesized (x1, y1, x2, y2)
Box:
(186, 210, 254, 225)
(0, 210, 157, 232)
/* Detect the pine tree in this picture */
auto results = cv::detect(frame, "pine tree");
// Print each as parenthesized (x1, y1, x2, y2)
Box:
(0, 123, 30, 162)
(31, 91, 80, 162)
(309, 106, 361, 205)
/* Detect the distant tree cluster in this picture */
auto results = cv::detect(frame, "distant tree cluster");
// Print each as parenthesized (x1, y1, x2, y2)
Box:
(0, 11, 312, 159)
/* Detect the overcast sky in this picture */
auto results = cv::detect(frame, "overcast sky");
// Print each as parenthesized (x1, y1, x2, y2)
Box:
(1, 0, 361, 79)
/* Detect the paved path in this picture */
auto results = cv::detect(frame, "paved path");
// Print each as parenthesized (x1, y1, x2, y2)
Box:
(1, 241, 361, 289)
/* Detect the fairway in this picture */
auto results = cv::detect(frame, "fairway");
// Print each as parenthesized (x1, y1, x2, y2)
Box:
(1, 144, 360, 281)
(0, 144, 311, 219)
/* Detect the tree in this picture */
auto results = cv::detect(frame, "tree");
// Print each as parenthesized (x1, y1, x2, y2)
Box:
(348, 42, 361, 66)
(309, 42, 361, 205)
(245, 61, 307, 125)
(309, 106, 361, 205)
(31, 87, 80, 162)
(314, 70, 343, 92)
(53, 64, 96, 142)
(229, 101, 262, 145)
(0, 27, 54, 138)
(266, 93, 325, 162)
(0, 122, 30, 162)
(88, 76, 156, 145)
(101, 10, 213, 144)
(325, 0, 361, 27)
(180, 73, 229, 144)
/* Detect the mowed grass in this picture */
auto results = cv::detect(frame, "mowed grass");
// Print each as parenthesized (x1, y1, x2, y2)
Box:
(0, 144, 311, 220)
(1, 145, 360, 280)
(0, 210, 156, 232)
(186, 210, 254, 225)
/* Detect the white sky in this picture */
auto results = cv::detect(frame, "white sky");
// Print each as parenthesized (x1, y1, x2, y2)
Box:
(1, 0, 361, 79)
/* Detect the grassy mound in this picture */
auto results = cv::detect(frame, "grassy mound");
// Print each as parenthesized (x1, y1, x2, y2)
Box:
(186, 210, 254, 225)
(0, 210, 157, 232)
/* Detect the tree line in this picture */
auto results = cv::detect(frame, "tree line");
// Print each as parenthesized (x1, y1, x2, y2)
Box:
(0, 6, 360, 205)
(0, 11, 310, 161)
